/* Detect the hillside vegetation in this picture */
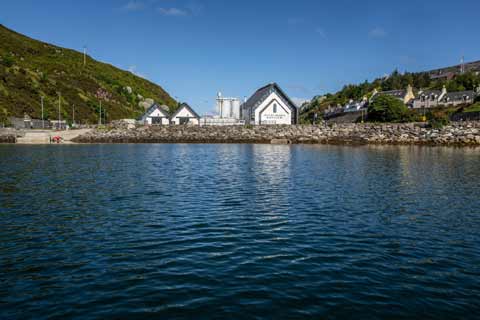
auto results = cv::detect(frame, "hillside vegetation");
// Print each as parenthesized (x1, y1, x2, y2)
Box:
(0, 24, 176, 124)
(301, 69, 480, 123)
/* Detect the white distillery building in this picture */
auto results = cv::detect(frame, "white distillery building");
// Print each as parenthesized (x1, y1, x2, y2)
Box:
(242, 83, 298, 125)
(216, 93, 242, 119)
(170, 103, 200, 125)
(139, 104, 171, 125)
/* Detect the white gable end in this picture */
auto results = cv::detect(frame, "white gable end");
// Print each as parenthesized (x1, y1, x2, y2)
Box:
(171, 106, 200, 125)
(254, 92, 292, 125)
(143, 106, 170, 125)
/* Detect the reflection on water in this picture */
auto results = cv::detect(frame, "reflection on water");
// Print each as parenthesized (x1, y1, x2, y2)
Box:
(0, 144, 479, 319)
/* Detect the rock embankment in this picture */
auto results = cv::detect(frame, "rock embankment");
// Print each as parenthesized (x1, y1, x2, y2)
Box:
(72, 122, 480, 146)
(0, 130, 17, 143)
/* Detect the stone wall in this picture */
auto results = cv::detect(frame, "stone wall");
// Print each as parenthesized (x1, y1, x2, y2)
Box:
(324, 111, 365, 124)
(72, 122, 480, 146)
(0, 129, 17, 143)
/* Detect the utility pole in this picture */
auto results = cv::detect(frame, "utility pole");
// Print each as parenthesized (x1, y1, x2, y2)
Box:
(58, 93, 61, 130)
(41, 96, 44, 129)
(83, 46, 87, 67)
(99, 100, 102, 126)
(72, 105, 75, 127)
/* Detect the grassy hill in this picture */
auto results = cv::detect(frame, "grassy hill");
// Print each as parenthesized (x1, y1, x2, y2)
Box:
(0, 24, 176, 124)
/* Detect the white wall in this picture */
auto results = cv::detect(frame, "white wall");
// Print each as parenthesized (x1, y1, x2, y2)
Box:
(144, 107, 170, 125)
(171, 107, 199, 125)
(254, 92, 292, 125)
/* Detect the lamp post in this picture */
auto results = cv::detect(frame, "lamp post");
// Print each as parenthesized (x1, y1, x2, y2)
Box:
(99, 100, 102, 126)
(41, 96, 44, 129)
(58, 93, 61, 130)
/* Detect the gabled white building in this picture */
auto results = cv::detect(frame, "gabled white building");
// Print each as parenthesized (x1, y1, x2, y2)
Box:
(242, 83, 298, 125)
(170, 103, 200, 125)
(139, 104, 171, 125)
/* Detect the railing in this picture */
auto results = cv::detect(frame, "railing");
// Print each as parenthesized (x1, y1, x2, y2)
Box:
(200, 119, 245, 126)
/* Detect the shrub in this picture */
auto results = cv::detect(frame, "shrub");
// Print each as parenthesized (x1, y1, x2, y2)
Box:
(0, 54, 15, 67)
(368, 95, 410, 122)
(427, 110, 450, 129)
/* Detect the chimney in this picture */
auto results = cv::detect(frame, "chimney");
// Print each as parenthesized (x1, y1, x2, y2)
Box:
(406, 84, 413, 96)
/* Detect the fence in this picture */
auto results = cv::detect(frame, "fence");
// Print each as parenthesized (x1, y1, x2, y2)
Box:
(200, 118, 245, 126)
(450, 112, 480, 122)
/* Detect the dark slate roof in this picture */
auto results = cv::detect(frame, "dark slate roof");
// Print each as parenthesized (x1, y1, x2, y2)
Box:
(420, 90, 442, 96)
(377, 90, 407, 99)
(414, 90, 442, 100)
(139, 103, 170, 121)
(441, 91, 475, 102)
(242, 83, 298, 112)
(170, 103, 200, 119)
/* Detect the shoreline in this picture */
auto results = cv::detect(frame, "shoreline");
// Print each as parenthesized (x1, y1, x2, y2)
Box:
(3, 122, 480, 147)
(71, 122, 480, 147)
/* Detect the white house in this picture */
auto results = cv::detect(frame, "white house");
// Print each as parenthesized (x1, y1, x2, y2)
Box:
(242, 83, 298, 125)
(139, 104, 171, 125)
(170, 103, 200, 125)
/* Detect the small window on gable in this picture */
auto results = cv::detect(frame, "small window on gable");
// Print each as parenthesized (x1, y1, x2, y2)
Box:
(273, 103, 277, 113)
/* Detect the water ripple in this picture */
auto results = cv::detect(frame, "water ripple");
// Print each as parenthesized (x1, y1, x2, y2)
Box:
(1, 144, 480, 319)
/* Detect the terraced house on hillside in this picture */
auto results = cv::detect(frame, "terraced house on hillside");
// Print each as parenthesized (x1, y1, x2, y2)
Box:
(412, 86, 478, 108)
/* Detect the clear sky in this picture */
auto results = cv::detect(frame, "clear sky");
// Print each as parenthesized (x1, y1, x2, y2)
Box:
(1, 0, 479, 114)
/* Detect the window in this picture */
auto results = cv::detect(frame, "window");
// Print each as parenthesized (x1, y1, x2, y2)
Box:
(273, 103, 277, 113)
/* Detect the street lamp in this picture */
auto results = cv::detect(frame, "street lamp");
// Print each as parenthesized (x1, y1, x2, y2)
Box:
(58, 92, 62, 130)
(41, 96, 44, 129)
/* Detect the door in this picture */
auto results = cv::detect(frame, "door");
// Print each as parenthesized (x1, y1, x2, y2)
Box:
(151, 117, 163, 125)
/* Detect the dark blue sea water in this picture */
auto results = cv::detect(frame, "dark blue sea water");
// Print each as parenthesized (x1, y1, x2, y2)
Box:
(1, 144, 479, 319)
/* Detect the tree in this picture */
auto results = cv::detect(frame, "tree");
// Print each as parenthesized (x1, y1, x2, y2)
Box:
(368, 94, 410, 122)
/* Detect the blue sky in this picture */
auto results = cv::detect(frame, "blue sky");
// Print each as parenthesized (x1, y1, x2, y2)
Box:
(1, 0, 479, 114)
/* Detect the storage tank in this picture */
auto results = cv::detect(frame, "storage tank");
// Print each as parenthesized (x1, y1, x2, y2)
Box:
(216, 93, 241, 119)
(223, 99, 232, 118)
(231, 99, 241, 119)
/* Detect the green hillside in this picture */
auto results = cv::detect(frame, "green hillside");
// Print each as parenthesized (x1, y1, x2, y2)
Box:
(0, 24, 176, 124)
(301, 68, 480, 123)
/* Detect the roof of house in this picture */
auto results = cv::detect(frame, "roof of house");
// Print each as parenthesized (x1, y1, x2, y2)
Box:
(242, 83, 297, 112)
(419, 89, 442, 96)
(441, 91, 475, 101)
(139, 103, 170, 120)
(170, 103, 200, 119)
(376, 89, 407, 99)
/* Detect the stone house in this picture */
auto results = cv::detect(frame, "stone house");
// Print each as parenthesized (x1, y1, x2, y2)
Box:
(343, 98, 368, 113)
(370, 85, 416, 105)
(412, 86, 477, 108)
(412, 87, 447, 109)
(439, 90, 476, 106)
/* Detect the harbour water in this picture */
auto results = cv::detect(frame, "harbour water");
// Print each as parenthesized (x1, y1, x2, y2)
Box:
(1, 144, 479, 319)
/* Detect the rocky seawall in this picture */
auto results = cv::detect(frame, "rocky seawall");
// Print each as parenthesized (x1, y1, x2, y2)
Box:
(72, 122, 480, 146)
(0, 130, 17, 143)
